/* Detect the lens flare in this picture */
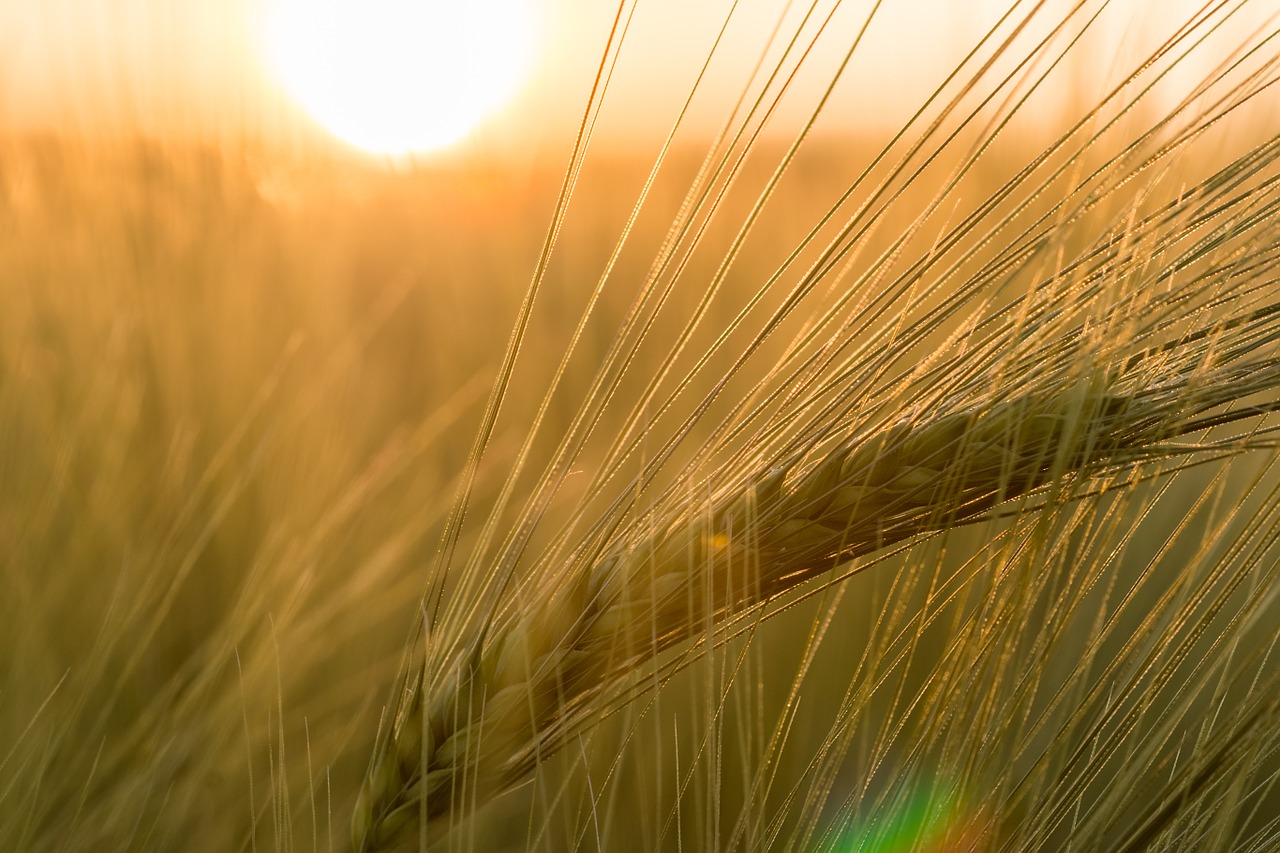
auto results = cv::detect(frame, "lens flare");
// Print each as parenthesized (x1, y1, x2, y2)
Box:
(830, 778, 990, 853)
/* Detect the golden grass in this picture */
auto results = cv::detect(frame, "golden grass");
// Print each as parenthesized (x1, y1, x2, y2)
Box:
(347, 3, 1280, 848)
(355, 356, 1280, 848)
(5, 1, 1280, 851)
(349, 2, 1280, 846)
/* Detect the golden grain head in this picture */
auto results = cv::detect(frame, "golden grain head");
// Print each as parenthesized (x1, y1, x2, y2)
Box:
(354, 353, 1279, 846)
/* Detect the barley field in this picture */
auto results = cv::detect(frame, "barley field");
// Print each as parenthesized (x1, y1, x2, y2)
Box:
(3, 1, 1280, 851)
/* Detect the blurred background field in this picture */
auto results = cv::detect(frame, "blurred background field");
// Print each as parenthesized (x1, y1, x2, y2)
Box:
(3, 126, 1278, 850)
(3, 2, 1280, 851)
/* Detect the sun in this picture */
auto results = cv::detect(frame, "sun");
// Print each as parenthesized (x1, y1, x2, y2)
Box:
(261, 0, 539, 157)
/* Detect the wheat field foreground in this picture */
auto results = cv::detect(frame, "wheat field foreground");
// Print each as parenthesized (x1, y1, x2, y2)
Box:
(4, 1, 1280, 851)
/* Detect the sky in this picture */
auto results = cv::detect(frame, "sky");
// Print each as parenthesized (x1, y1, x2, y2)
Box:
(0, 0, 1271, 158)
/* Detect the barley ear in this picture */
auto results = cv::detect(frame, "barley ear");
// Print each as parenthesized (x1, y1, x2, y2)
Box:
(353, 361, 1279, 847)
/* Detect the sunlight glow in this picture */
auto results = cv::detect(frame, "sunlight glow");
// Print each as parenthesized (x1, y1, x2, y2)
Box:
(262, 0, 538, 156)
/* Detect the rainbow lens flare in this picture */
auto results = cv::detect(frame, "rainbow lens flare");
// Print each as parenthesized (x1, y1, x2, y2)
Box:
(829, 778, 990, 853)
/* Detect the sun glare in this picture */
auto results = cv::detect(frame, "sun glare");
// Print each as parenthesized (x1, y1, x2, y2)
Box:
(262, 0, 539, 156)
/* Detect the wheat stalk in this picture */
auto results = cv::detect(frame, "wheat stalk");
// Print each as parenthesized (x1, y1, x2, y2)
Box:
(352, 339, 1280, 848)
(345, 2, 1280, 848)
